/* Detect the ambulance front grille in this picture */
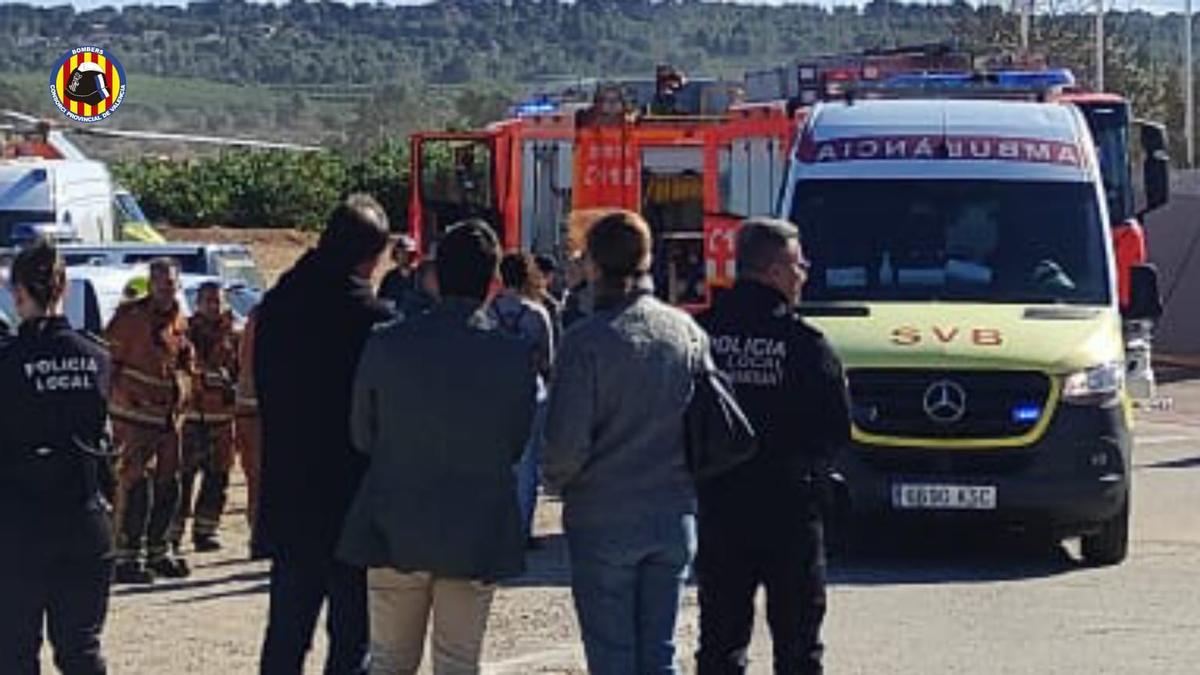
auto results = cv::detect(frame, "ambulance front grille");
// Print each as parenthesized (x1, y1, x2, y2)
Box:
(847, 369, 1052, 441)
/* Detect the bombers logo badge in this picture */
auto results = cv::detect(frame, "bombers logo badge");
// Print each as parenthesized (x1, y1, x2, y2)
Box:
(49, 46, 127, 123)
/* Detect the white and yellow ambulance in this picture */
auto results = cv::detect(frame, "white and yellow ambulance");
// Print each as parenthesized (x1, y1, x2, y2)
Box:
(781, 96, 1163, 565)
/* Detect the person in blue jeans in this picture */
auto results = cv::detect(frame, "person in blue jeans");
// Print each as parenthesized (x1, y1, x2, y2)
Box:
(543, 210, 708, 674)
(488, 252, 555, 544)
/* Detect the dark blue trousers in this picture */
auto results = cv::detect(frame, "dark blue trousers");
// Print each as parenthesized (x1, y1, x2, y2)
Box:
(0, 546, 113, 675)
(260, 554, 369, 675)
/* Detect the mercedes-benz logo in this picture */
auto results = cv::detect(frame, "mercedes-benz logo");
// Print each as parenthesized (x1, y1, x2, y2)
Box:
(922, 379, 967, 424)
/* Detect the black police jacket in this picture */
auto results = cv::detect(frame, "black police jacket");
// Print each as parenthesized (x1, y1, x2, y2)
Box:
(0, 316, 114, 556)
(697, 281, 851, 514)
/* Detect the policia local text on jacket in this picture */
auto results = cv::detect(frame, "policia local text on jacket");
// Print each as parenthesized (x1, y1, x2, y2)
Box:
(696, 280, 851, 675)
(0, 317, 114, 675)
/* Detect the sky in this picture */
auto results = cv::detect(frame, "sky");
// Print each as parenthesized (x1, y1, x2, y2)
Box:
(4, 0, 1190, 15)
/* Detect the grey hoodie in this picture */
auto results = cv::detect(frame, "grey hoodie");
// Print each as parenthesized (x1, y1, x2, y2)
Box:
(542, 287, 707, 527)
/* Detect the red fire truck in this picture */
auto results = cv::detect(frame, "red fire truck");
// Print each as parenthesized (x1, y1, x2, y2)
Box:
(407, 44, 1169, 314)
(409, 73, 799, 309)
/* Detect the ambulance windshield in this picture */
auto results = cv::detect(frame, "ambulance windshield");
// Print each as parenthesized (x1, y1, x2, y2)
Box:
(789, 179, 1109, 305)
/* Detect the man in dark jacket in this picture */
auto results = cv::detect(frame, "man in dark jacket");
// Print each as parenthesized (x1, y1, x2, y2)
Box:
(695, 218, 851, 675)
(339, 220, 535, 673)
(255, 194, 394, 675)
(377, 234, 433, 319)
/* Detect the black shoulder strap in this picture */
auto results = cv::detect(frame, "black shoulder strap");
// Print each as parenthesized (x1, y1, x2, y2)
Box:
(497, 303, 530, 335)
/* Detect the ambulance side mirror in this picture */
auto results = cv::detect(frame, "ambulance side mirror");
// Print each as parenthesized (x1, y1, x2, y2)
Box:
(1137, 121, 1170, 216)
(1126, 263, 1163, 321)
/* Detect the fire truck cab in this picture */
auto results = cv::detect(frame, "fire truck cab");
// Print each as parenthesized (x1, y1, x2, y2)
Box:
(408, 73, 794, 309)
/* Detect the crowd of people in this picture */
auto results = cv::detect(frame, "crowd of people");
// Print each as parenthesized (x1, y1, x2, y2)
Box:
(0, 192, 851, 675)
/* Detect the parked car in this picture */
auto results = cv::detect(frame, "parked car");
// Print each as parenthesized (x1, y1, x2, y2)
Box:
(0, 264, 141, 334)
(59, 242, 266, 291)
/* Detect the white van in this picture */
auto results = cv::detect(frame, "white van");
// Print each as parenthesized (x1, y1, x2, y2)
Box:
(0, 158, 115, 246)
(60, 242, 266, 291)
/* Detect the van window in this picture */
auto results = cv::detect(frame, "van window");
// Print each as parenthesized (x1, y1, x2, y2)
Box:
(62, 253, 111, 267)
(0, 210, 57, 246)
(789, 180, 1109, 305)
(124, 252, 207, 275)
(0, 288, 16, 329)
(114, 193, 148, 224)
(214, 253, 266, 290)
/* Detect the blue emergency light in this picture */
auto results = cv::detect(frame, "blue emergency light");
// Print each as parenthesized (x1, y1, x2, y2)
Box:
(881, 69, 1076, 91)
(1011, 403, 1042, 424)
(515, 97, 559, 116)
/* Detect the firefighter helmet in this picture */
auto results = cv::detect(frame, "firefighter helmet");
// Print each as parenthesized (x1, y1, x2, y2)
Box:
(66, 62, 110, 106)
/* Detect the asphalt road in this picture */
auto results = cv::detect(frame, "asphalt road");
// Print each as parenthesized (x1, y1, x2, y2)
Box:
(44, 375, 1200, 674)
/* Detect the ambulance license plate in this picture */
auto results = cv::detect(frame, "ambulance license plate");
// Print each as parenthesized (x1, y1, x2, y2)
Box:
(892, 484, 997, 510)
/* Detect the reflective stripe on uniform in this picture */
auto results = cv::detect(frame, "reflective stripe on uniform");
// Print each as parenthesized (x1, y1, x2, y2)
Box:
(182, 412, 235, 424)
(117, 367, 176, 390)
(109, 403, 172, 429)
(193, 515, 220, 537)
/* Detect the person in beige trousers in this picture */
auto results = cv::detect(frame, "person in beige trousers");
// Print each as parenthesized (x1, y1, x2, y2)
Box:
(337, 220, 537, 674)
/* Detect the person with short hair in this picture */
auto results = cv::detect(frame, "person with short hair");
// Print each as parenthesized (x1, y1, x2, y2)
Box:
(106, 256, 196, 583)
(378, 234, 432, 319)
(256, 193, 394, 675)
(695, 218, 851, 675)
(543, 210, 707, 674)
(534, 254, 565, 345)
(560, 251, 594, 330)
(0, 238, 114, 674)
(339, 220, 536, 674)
(170, 281, 239, 554)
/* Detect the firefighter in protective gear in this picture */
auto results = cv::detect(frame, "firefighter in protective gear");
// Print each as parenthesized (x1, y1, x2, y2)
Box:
(106, 258, 196, 583)
(169, 282, 238, 553)
(235, 307, 262, 552)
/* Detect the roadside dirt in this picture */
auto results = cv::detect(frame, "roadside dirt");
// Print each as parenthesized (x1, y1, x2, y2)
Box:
(161, 226, 316, 285)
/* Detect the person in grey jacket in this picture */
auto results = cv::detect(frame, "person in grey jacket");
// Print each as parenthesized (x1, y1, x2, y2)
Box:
(338, 220, 536, 675)
(542, 210, 708, 675)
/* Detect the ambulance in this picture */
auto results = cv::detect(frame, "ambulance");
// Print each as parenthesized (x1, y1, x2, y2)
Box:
(781, 94, 1164, 565)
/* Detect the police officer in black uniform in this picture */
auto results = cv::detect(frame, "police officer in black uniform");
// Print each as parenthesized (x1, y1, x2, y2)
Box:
(696, 218, 851, 675)
(0, 238, 114, 675)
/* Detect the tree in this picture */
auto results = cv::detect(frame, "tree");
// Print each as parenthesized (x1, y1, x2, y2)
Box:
(454, 89, 512, 128)
(436, 54, 474, 85)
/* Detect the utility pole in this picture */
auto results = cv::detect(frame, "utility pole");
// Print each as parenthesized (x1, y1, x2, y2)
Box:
(1019, 0, 1031, 53)
(1095, 0, 1105, 92)
(1187, 0, 1195, 168)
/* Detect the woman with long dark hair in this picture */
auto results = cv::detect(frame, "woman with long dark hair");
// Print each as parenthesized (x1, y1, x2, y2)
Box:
(0, 238, 114, 674)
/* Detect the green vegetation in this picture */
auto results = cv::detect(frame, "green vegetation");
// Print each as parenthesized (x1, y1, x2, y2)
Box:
(110, 140, 409, 230)
(1, 0, 1196, 229)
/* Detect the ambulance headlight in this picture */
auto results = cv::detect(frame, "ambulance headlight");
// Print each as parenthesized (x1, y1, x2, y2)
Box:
(1062, 362, 1124, 404)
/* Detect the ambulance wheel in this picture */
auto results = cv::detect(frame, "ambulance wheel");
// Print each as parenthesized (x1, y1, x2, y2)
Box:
(1081, 499, 1129, 567)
